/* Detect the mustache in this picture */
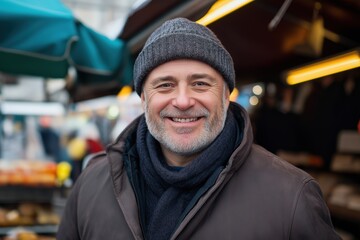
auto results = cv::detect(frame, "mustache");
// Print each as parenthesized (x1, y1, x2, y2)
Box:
(159, 108, 209, 118)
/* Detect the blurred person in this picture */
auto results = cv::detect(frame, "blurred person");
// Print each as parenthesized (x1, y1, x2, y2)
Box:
(66, 136, 87, 181)
(38, 116, 61, 162)
(66, 122, 104, 181)
(57, 18, 340, 240)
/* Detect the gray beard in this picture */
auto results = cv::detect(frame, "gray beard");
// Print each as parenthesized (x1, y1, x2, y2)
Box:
(144, 97, 228, 156)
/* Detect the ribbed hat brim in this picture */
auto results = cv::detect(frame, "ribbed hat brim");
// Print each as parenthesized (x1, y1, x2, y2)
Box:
(134, 29, 235, 95)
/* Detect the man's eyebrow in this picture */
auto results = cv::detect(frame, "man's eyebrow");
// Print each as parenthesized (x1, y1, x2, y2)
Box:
(150, 75, 176, 86)
(188, 73, 217, 82)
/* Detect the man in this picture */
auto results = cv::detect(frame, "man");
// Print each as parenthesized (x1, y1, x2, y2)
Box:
(57, 18, 340, 240)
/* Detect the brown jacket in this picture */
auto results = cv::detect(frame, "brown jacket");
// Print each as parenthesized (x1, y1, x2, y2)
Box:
(57, 102, 340, 240)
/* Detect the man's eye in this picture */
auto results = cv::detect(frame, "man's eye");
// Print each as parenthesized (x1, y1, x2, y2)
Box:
(157, 83, 173, 88)
(193, 81, 209, 87)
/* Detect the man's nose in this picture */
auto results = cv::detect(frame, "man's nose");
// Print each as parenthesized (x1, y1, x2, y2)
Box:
(172, 88, 195, 110)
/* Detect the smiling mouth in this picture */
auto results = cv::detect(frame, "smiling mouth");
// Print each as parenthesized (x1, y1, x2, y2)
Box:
(171, 117, 199, 123)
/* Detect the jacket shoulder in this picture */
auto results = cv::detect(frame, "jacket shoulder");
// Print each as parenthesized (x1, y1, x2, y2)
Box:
(83, 151, 107, 169)
(249, 144, 313, 182)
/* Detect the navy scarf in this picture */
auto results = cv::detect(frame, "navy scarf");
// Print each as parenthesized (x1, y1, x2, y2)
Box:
(136, 110, 242, 240)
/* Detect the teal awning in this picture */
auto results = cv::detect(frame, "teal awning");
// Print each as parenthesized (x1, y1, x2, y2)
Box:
(0, 0, 132, 85)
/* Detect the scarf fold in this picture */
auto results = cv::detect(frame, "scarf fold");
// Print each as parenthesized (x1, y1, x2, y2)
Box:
(136, 110, 242, 240)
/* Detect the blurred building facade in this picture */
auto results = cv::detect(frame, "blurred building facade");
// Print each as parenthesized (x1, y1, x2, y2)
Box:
(62, 0, 137, 39)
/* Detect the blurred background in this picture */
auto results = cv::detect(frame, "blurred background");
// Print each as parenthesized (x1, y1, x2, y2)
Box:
(0, 0, 359, 239)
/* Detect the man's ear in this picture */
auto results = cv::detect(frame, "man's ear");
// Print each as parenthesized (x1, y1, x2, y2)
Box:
(220, 85, 231, 110)
(226, 89, 231, 108)
(141, 92, 146, 111)
(226, 88, 231, 100)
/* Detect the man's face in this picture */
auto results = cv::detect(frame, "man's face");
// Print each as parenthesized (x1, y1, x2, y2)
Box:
(141, 59, 230, 164)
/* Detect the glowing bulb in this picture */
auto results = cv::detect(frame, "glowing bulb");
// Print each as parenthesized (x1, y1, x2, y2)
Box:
(117, 85, 132, 99)
(249, 96, 259, 106)
(252, 85, 263, 95)
(197, 0, 254, 26)
(107, 105, 120, 119)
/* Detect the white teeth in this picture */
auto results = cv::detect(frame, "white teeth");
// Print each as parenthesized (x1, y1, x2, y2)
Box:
(172, 117, 197, 123)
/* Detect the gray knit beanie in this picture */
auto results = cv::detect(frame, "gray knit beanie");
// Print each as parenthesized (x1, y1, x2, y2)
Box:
(133, 17, 235, 95)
